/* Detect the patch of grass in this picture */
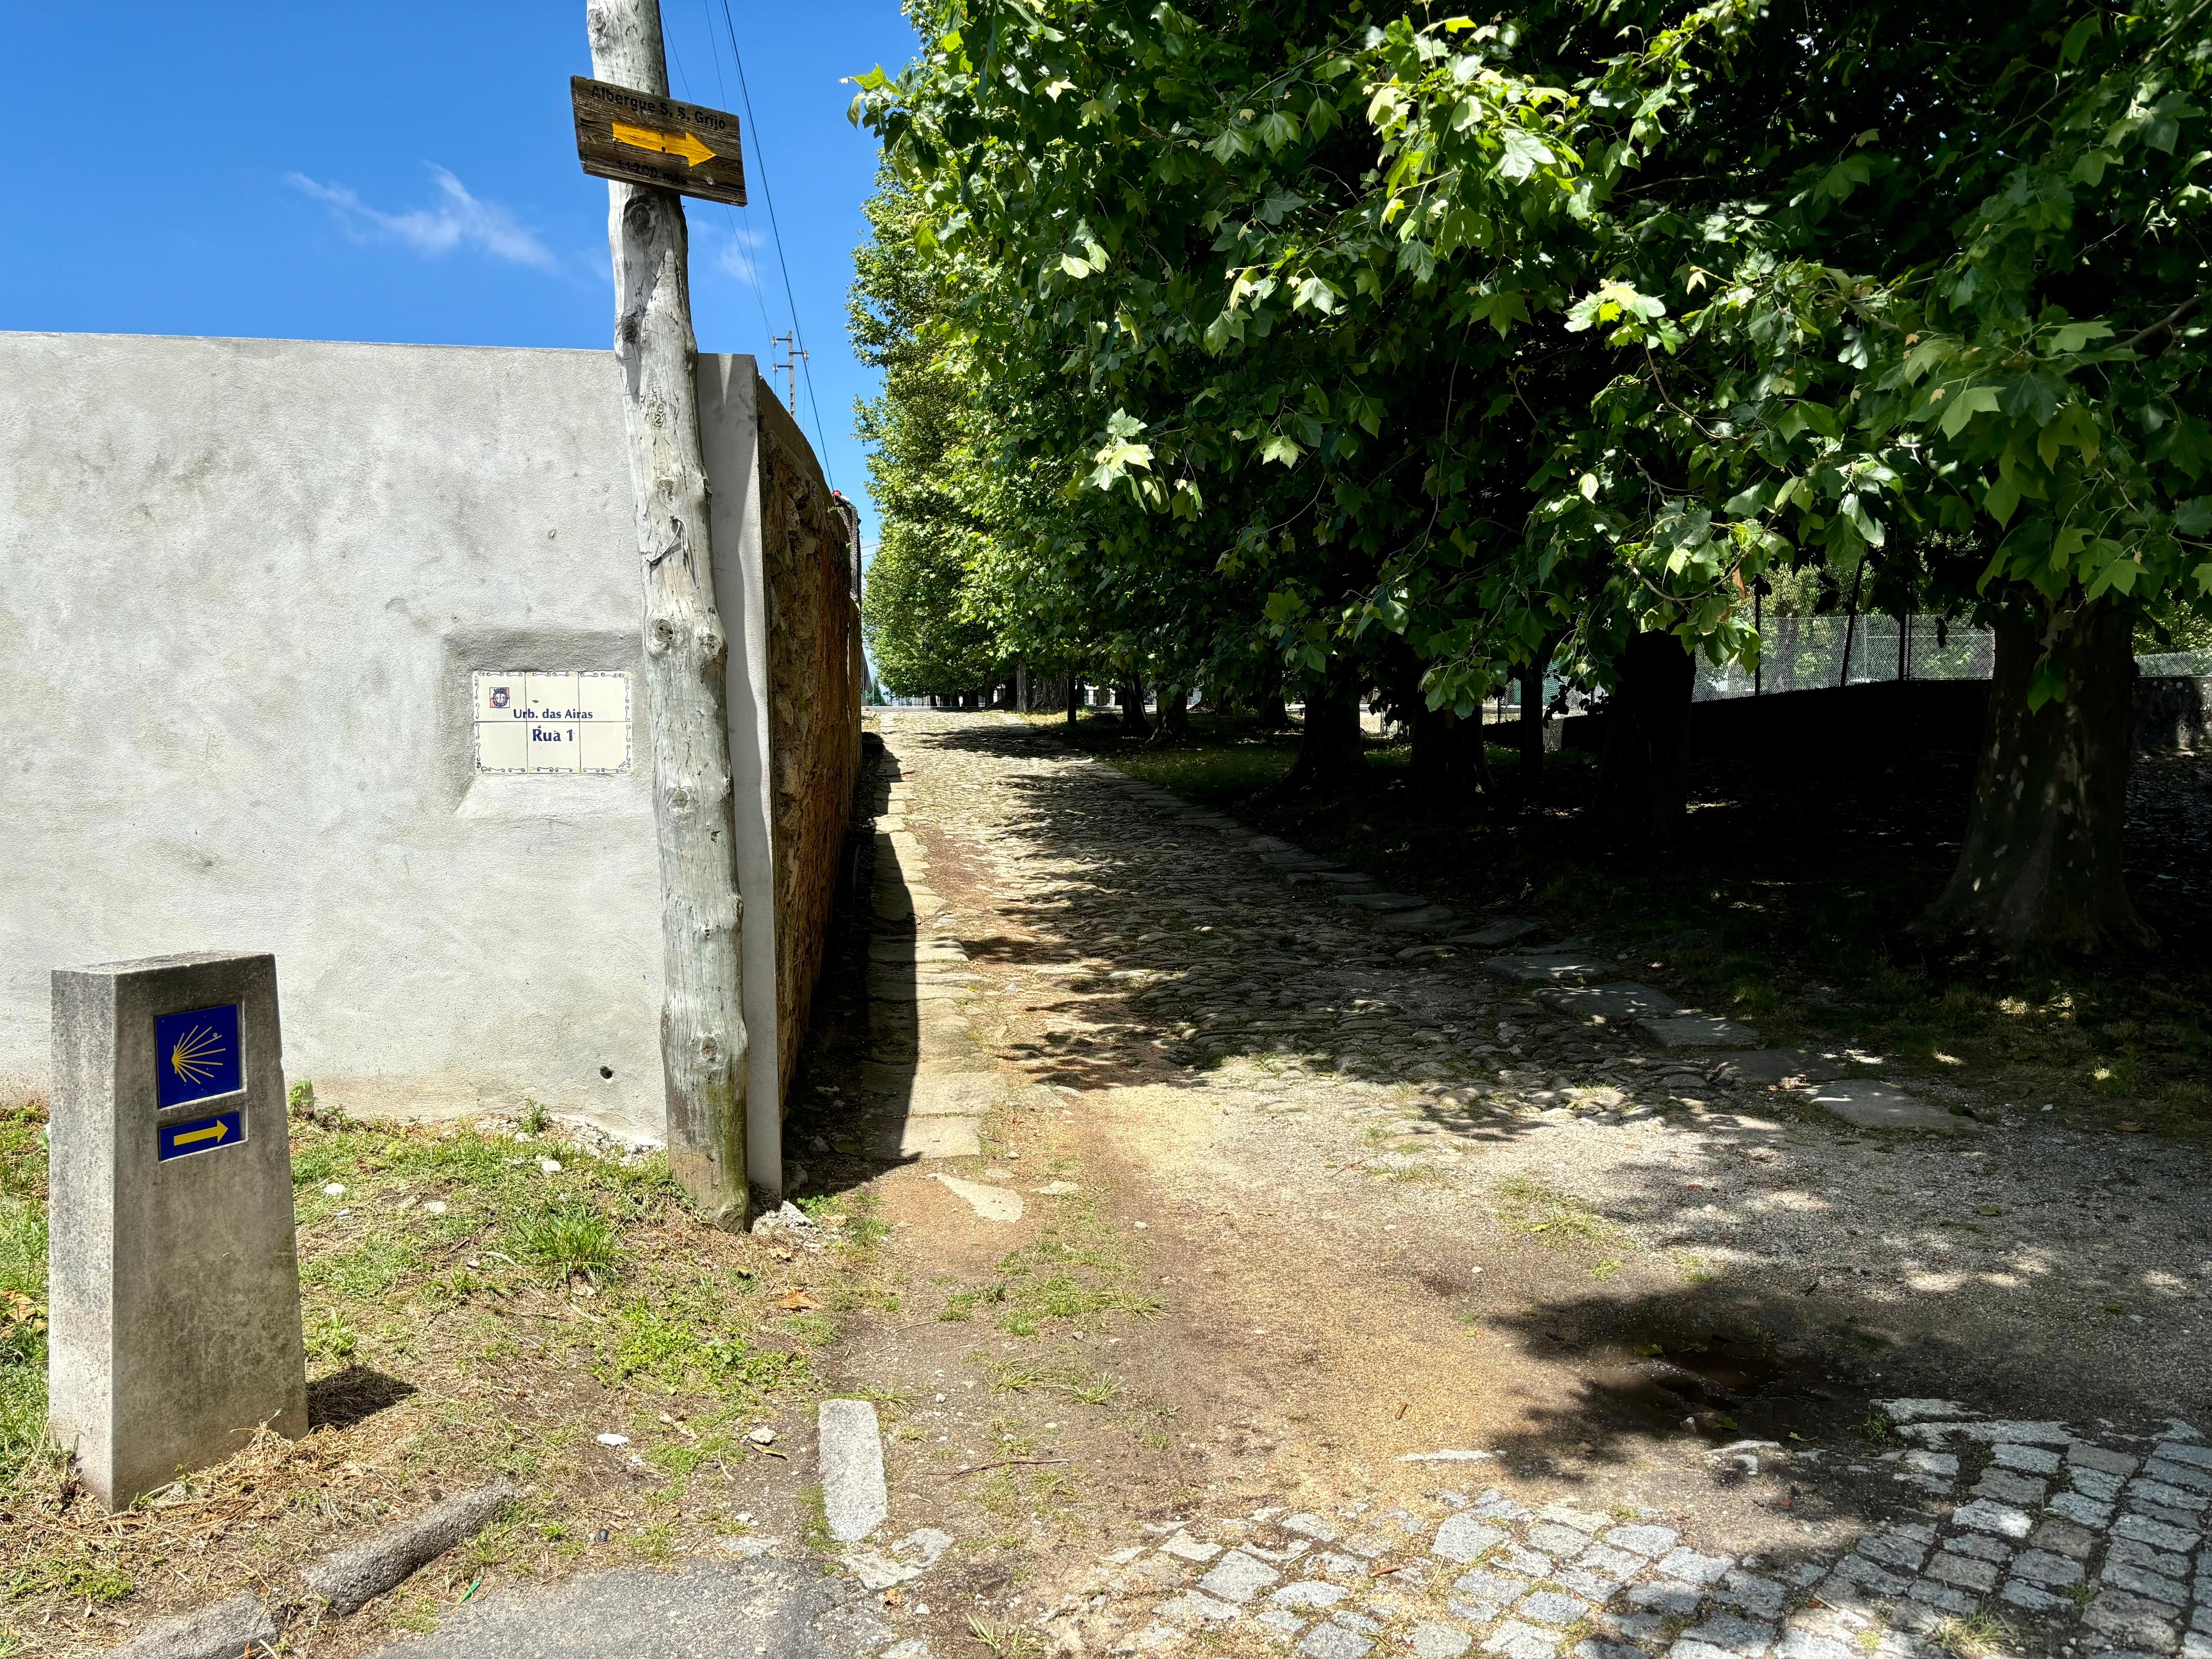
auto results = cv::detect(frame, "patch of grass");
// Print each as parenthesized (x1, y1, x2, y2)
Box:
(1929, 1609, 2015, 1659)
(944, 1197, 1160, 1336)
(7, 1548, 134, 1605)
(305, 1310, 359, 1362)
(989, 1361, 1120, 1404)
(0, 1101, 50, 1488)
(509, 1200, 626, 1285)
(301, 1228, 425, 1300)
(2, 1109, 843, 1654)
(1497, 1177, 1616, 1248)
(599, 1292, 806, 1402)
(967, 1614, 1048, 1658)
(1858, 1412, 1900, 1447)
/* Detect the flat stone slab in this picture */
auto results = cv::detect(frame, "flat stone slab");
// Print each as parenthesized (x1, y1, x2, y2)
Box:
(1640, 1014, 1763, 1048)
(1372, 906, 1461, 934)
(111, 1590, 278, 1659)
(819, 1399, 889, 1542)
(1483, 953, 1620, 984)
(306, 1478, 518, 1613)
(1451, 917, 1540, 948)
(867, 1117, 983, 1160)
(930, 1173, 1024, 1222)
(361, 1556, 892, 1659)
(866, 969, 973, 1002)
(868, 1071, 1008, 1116)
(1260, 850, 1340, 871)
(1710, 1048, 1849, 1085)
(1536, 982, 1681, 1020)
(1336, 891, 1429, 913)
(1809, 1081, 1982, 1134)
(1289, 871, 1376, 888)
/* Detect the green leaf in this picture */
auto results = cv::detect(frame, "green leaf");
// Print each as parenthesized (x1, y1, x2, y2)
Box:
(1498, 127, 1555, 183)
(2059, 12, 2100, 65)
(1256, 110, 1300, 152)
(1983, 471, 2021, 526)
(1938, 384, 2003, 438)
(2049, 321, 2113, 354)
(1259, 434, 1304, 467)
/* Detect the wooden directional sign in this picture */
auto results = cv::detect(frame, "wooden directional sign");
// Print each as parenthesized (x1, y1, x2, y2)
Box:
(571, 77, 747, 207)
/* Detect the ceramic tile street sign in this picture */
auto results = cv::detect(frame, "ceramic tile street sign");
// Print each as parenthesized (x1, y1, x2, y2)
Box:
(571, 77, 747, 206)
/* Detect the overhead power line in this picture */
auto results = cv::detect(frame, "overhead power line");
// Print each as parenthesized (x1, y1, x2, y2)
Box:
(675, 13, 786, 387)
(710, 0, 839, 493)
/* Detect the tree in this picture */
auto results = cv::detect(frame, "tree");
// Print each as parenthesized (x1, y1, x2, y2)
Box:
(850, 168, 1013, 698)
(853, 0, 2210, 948)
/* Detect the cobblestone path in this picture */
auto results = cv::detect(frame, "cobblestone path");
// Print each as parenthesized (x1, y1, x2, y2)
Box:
(823, 712, 2211, 1659)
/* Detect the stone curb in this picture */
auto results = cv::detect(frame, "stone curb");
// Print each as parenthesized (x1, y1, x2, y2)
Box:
(303, 1476, 519, 1613)
(104, 1590, 277, 1659)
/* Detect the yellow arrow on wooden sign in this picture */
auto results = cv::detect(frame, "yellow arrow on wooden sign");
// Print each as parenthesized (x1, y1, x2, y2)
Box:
(611, 120, 716, 168)
(175, 1120, 229, 1147)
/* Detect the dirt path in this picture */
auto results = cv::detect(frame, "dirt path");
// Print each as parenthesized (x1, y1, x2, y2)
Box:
(791, 711, 2210, 1659)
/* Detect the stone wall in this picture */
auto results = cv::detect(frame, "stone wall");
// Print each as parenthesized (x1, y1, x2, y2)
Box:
(1, 333, 859, 1193)
(755, 396, 863, 1106)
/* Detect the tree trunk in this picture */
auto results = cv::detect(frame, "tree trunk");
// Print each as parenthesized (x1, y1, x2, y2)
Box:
(1916, 605, 2151, 953)
(1518, 645, 1553, 784)
(1592, 630, 1694, 846)
(587, 0, 748, 1225)
(1158, 684, 1191, 741)
(1283, 665, 1365, 791)
(1255, 660, 1289, 729)
(1119, 678, 1151, 738)
(1066, 679, 1080, 725)
(1410, 702, 1484, 804)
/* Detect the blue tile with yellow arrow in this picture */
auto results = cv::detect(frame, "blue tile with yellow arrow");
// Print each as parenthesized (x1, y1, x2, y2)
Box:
(157, 1109, 245, 1163)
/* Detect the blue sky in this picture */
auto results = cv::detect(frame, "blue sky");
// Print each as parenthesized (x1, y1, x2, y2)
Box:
(1, 2, 918, 535)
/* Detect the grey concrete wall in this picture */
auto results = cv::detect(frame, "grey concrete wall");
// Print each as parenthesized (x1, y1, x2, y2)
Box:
(0, 332, 789, 1145)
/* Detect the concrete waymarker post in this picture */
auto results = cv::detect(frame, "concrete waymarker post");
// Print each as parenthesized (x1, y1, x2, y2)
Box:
(49, 952, 307, 1508)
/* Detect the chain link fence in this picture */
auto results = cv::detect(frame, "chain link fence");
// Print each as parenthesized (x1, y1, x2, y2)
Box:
(1694, 615, 1997, 702)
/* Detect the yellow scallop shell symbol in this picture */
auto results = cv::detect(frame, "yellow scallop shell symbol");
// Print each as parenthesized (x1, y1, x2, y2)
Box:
(170, 1025, 225, 1085)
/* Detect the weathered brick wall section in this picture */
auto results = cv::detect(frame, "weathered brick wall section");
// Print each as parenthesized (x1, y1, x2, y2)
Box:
(756, 389, 863, 1109)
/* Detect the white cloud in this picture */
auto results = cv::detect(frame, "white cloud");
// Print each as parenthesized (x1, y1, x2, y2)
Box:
(715, 225, 768, 287)
(289, 165, 560, 272)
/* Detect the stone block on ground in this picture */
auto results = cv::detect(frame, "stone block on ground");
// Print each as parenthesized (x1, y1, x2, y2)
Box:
(1336, 892, 1430, 914)
(867, 1118, 983, 1160)
(1198, 1551, 1282, 1603)
(1261, 850, 1340, 872)
(1808, 1081, 1981, 1134)
(48, 952, 309, 1508)
(108, 1590, 278, 1659)
(1483, 954, 1620, 985)
(305, 1477, 518, 1612)
(868, 968, 974, 1002)
(930, 1174, 1024, 1222)
(1450, 917, 1539, 947)
(1537, 982, 1680, 1020)
(1711, 1049, 1848, 1085)
(868, 1071, 1008, 1116)
(1640, 1015, 1763, 1048)
(1372, 906, 1461, 934)
(819, 1399, 889, 1542)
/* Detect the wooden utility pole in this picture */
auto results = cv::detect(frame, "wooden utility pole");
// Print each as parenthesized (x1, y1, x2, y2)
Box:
(585, 0, 748, 1227)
